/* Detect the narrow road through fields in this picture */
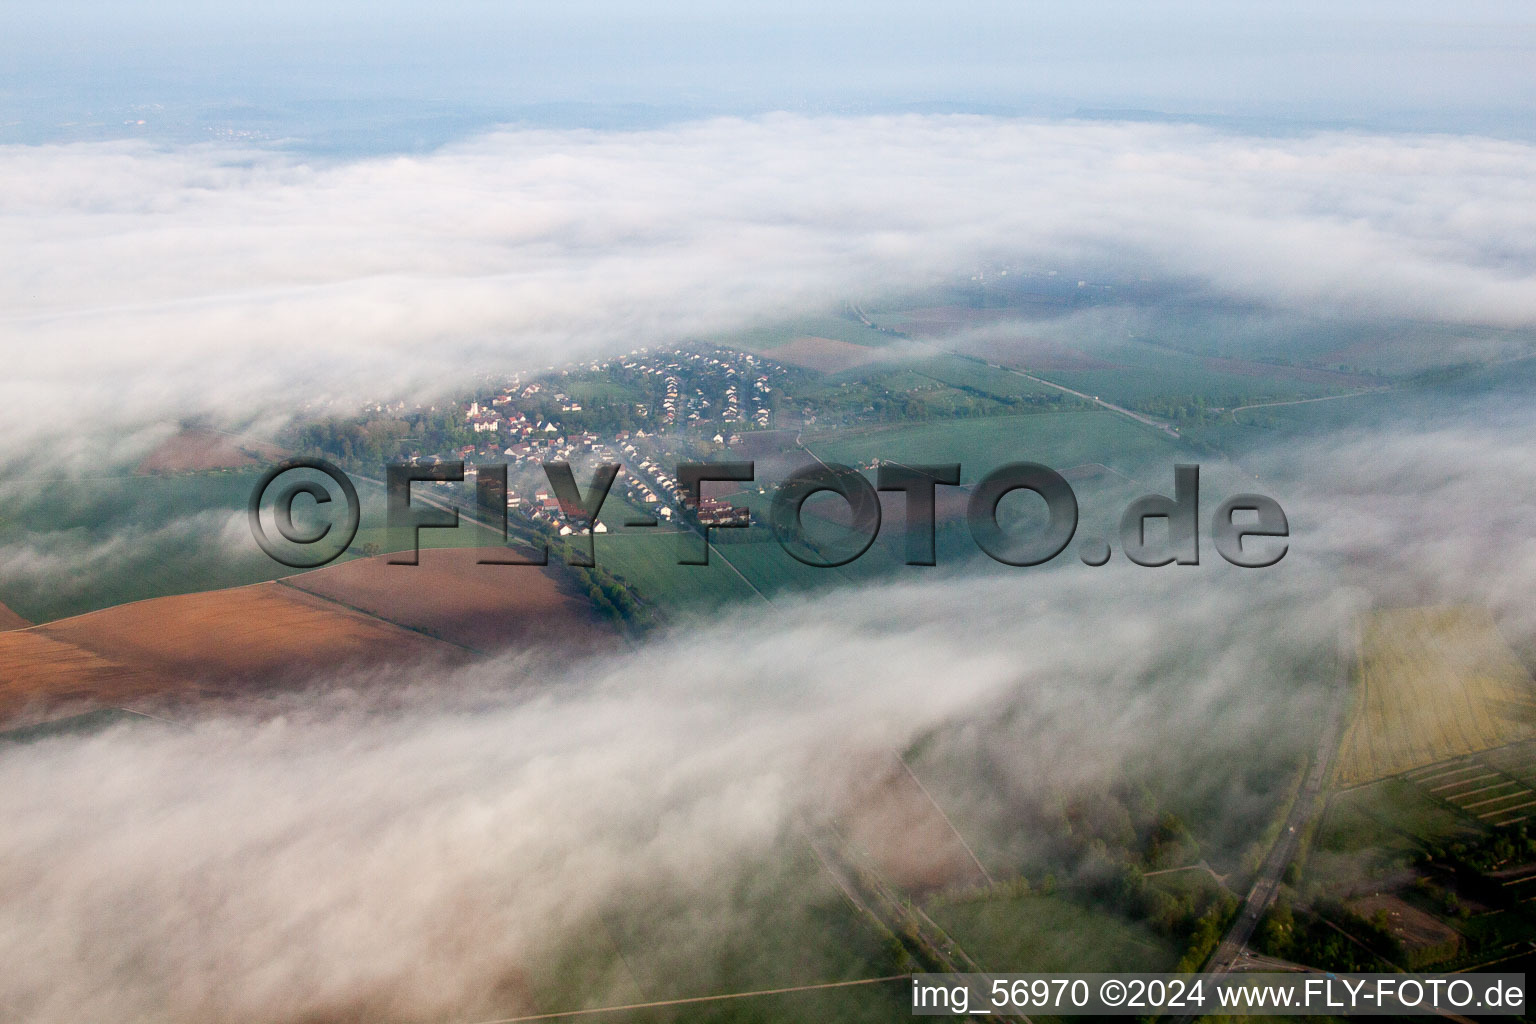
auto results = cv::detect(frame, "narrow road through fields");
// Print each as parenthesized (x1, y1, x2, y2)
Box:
(1207, 628, 1353, 974)
(1228, 388, 1389, 421)
(1160, 638, 1351, 1024)
(706, 544, 774, 604)
(804, 827, 1031, 1024)
(980, 362, 1183, 438)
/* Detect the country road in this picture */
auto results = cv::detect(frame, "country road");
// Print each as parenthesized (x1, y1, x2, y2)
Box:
(1159, 631, 1352, 1024)
(1228, 388, 1389, 421)
(804, 827, 1031, 1024)
(983, 362, 1183, 438)
(1207, 627, 1353, 973)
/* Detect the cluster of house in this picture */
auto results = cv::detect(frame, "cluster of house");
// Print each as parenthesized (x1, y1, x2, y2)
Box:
(439, 426, 621, 471)
(522, 488, 614, 536)
(692, 497, 751, 528)
(401, 346, 783, 533)
(459, 347, 781, 442)
(619, 457, 753, 528)
(634, 349, 775, 428)
(506, 451, 751, 536)
(629, 456, 683, 513)
(464, 400, 569, 438)
(660, 375, 680, 423)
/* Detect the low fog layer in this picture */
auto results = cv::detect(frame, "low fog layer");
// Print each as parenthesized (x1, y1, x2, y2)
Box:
(0, 568, 1338, 1022)
(2, 115, 1534, 465)
(3, 106, 1534, 1021)
(3, 399, 1535, 1021)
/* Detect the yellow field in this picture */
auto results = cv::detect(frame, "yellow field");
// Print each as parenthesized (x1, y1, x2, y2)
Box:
(1335, 606, 1536, 787)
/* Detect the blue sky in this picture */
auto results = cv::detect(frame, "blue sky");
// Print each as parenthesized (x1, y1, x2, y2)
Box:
(4, 1, 1534, 144)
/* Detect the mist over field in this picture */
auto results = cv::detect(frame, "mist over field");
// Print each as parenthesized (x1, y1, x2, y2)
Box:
(0, 111, 1527, 628)
(2, 116, 1535, 469)
(0, 567, 1328, 1021)
(3, 389, 1534, 1019)
(3, 2, 1536, 1018)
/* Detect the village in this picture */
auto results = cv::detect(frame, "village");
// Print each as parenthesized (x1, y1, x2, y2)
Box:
(402, 345, 789, 535)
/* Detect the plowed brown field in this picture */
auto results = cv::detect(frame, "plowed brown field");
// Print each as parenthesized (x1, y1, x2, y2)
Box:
(0, 631, 169, 724)
(0, 601, 28, 631)
(0, 550, 616, 728)
(136, 426, 288, 473)
(282, 547, 611, 653)
(39, 582, 459, 684)
(762, 336, 882, 373)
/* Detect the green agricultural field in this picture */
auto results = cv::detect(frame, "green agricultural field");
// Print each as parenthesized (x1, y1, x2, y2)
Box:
(1199, 355, 1536, 453)
(523, 843, 909, 1023)
(927, 892, 1179, 973)
(1318, 780, 1475, 856)
(0, 471, 301, 622)
(591, 526, 902, 614)
(1033, 341, 1352, 410)
(709, 532, 857, 597)
(590, 477, 945, 612)
(897, 354, 1069, 401)
(1304, 779, 1481, 895)
(801, 409, 1187, 485)
(831, 367, 943, 393)
(347, 515, 510, 560)
(726, 312, 904, 352)
(0, 470, 507, 623)
(560, 377, 654, 406)
(1191, 391, 1399, 452)
(708, 482, 1004, 586)
(592, 530, 764, 613)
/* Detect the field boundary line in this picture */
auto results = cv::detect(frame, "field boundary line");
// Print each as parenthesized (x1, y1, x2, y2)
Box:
(1228, 388, 1390, 422)
(459, 974, 908, 1023)
(896, 754, 995, 887)
(706, 545, 774, 605)
(273, 578, 483, 655)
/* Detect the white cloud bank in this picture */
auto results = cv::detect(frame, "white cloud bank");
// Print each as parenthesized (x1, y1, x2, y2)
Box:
(2, 100, 1535, 1023)
(1, 115, 1533, 462)
(0, 565, 1338, 1023)
(4, 397, 1536, 1021)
